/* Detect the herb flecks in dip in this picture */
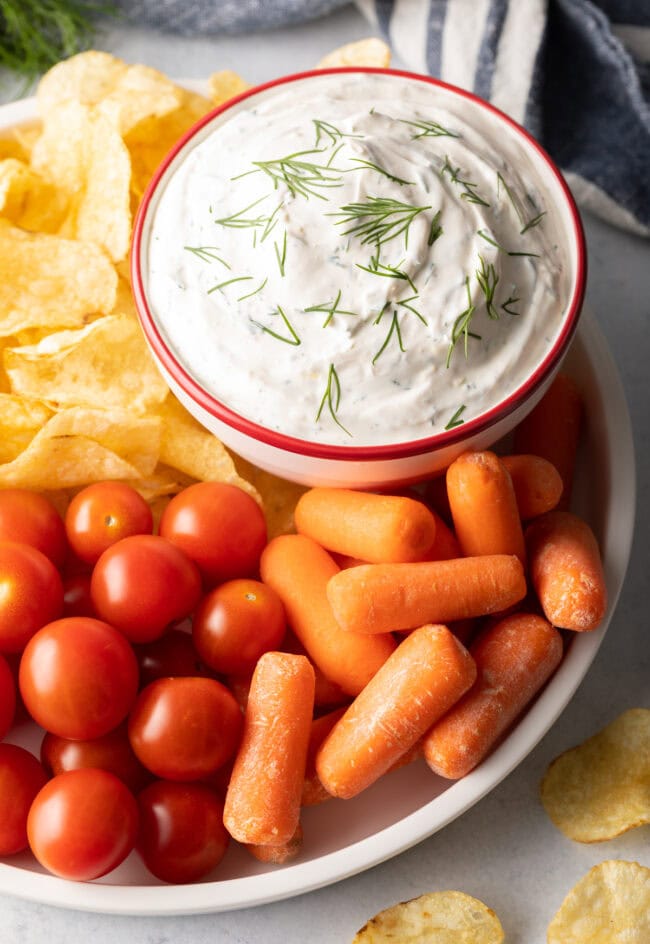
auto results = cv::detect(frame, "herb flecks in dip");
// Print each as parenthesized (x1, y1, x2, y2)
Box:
(147, 73, 570, 447)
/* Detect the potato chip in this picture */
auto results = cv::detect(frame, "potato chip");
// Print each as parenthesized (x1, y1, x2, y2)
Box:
(207, 70, 250, 106)
(31, 100, 131, 262)
(547, 860, 650, 943)
(0, 393, 53, 463)
(0, 125, 35, 163)
(317, 38, 391, 70)
(37, 51, 128, 112)
(0, 158, 67, 233)
(0, 407, 160, 489)
(352, 891, 504, 943)
(231, 453, 307, 538)
(540, 708, 650, 842)
(156, 395, 261, 503)
(5, 314, 169, 414)
(0, 221, 117, 336)
(126, 90, 212, 201)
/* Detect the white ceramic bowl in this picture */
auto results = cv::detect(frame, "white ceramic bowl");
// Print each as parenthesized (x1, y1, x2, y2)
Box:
(131, 68, 587, 488)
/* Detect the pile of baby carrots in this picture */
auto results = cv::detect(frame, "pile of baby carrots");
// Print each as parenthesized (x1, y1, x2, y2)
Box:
(223, 374, 607, 862)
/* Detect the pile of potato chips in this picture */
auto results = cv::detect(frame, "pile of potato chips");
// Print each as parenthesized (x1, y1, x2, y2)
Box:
(0, 40, 390, 530)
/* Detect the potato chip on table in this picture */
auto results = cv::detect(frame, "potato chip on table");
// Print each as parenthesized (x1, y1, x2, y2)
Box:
(352, 891, 504, 943)
(540, 708, 650, 842)
(547, 860, 650, 943)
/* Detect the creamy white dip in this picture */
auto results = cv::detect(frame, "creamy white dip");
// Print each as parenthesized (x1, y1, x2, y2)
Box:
(146, 72, 571, 446)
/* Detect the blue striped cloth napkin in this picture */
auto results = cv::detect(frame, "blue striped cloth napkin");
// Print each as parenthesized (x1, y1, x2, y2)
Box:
(121, 0, 650, 235)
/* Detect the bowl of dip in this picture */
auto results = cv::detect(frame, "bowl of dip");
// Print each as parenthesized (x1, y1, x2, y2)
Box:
(132, 68, 586, 488)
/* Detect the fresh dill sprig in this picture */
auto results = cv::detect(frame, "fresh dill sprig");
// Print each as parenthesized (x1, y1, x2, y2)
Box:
(0, 0, 118, 85)
(214, 197, 270, 230)
(442, 157, 490, 207)
(312, 119, 363, 148)
(304, 290, 359, 328)
(274, 230, 287, 277)
(497, 173, 547, 234)
(251, 305, 300, 346)
(357, 253, 417, 293)
(183, 246, 230, 269)
(331, 196, 432, 250)
(347, 158, 414, 186)
(476, 255, 500, 320)
(373, 310, 405, 364)
(234, 148, 344, 201)
(238, 277, 268, 301)
(399, 118, 459, 139)
(446, 276, 479, 368)
(477, 228, 539, 258)
(501, 293, 521, 316)
(207, 275, 252, 295)
(445, 405, 466, 429)
(396, 294, 427, 325)
(316, 363, 351, 436)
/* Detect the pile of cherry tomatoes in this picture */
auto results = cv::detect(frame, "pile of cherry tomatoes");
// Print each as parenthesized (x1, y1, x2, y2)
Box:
(0, 481, 285, 884)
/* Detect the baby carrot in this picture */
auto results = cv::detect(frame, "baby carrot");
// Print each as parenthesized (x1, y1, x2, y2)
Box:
(526, 510, 607, 631)
(294, 488, 437, 563)
(446, 450, 526, 564)
(260, 534, 396, 695)
(427, 509, 463, 561)
(223, 651, 314, 846)
(245, 823, 303, 864)
(327, 555, 527, 635)
(513, 373, 583, 509)
(302, 706, 347, 807)
(316, 625, 476, 798)
(500, 454, 563, 520)
(281, 629, 349, 709)
(423, 613, 563, 779)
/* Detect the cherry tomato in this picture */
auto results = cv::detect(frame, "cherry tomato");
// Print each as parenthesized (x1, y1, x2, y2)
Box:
(91, 535, 202, 644)
(41, 724, 152, 794)
(134, 629, 213, 688)
(137, 780, 229, 883)
(65, 482, 153, 565)
(0, 489, 67, 568)
(19, 617, 139, 740)
(62, 573, 96, 618)
(192, 578, 285, 675)
(128, 677, 243, 781)
(0, 652, 16, 739)
(0, 744, 48, 855)
(27, 768, 138, 881)
(0, 542, 63, 653)
(159, 482, 267, 586)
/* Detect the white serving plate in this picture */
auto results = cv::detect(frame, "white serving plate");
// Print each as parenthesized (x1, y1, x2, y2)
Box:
(0, 95, 635, 915)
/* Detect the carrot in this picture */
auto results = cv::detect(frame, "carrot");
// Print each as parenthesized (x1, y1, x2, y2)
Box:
(294, 488, 437, 563)
(245, 823, 303, 864)
(423, 613, 563, 779)
(302, 706, 347, 807)
(525, 510, 607, 631)
(326, 554, 527, 635)
(446, 451, 526, 564)
(281, 628, 350, 709)
(330, 552, 367, 570)
(223, 651, 314, 845)
(501, 454, 563, 519)
(427, 509, 462, 561)
(513, 373, 583, 509)
(260, 534, 396, 695)
(316, 625, 476, 798)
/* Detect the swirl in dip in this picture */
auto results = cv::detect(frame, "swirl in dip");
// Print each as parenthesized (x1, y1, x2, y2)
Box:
(146, 72, 572, 447)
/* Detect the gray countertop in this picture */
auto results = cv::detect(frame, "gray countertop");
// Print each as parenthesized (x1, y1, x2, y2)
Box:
(1, 6, 648, 942)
